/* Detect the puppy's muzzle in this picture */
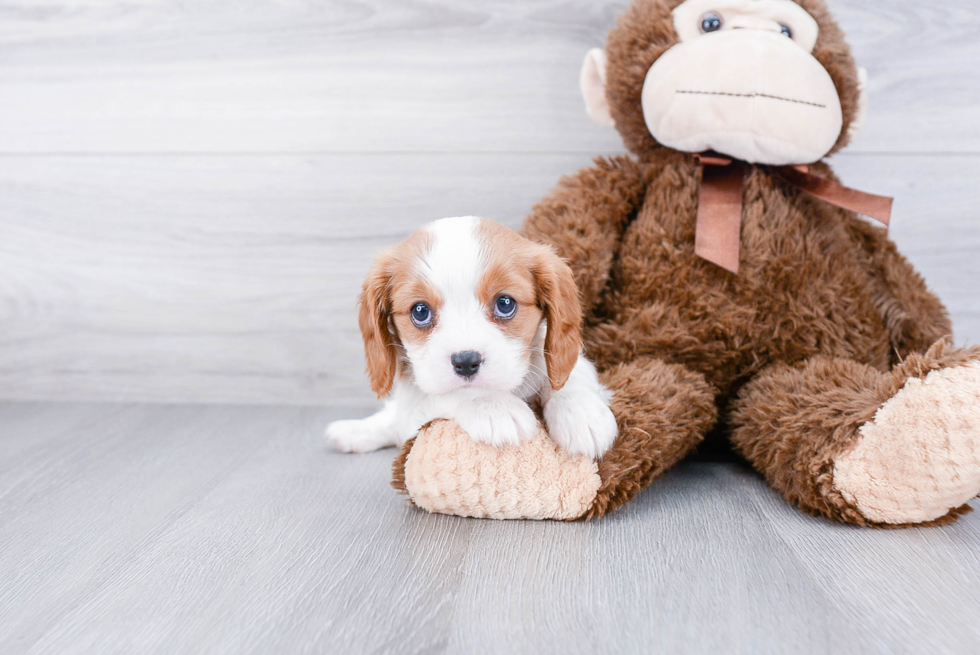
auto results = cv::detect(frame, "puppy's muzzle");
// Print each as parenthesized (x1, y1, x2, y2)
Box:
(451, 351, 482, 379)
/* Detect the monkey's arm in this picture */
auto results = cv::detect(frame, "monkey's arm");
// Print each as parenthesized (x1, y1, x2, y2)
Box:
(521, 155, 649, 312)
(846, 215, 952, 357)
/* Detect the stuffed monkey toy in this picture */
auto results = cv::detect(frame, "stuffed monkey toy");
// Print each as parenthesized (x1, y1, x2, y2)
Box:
(393, 0, 980, 527)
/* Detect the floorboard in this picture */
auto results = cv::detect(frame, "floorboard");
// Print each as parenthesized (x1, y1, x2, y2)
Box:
(1, 403, 977, 655)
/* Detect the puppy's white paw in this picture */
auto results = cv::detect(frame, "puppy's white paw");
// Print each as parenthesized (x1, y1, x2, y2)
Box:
(544, 388, 618, 460)
(455, 394, 538, 447)
(325, 418, 395, 454)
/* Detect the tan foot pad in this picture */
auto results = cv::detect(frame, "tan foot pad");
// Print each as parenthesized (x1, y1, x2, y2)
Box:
(392, 419, 601, 520)
(834, 361, 980, 524)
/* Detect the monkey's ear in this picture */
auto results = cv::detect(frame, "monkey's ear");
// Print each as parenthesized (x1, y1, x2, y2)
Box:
(847, 67, 869, 141)
(580, 48, 615, 128)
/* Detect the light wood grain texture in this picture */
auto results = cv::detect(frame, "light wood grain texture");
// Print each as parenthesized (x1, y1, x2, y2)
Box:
(0, 0, 978, 405)
(0, 402, 977, 654)
(0, 0, 977, 154)
(0, 153, 977, 405)
(0, 152, 596, 405)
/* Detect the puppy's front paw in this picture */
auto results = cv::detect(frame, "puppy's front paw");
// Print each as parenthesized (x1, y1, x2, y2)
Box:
(455, 394, 538, 447)
(325, 418, 394, 454)
(544, 389, 618, 460)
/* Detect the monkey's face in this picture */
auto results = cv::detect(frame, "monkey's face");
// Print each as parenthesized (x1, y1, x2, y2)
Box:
(581, 0, 865, 165)
(643, 0, 842, 165)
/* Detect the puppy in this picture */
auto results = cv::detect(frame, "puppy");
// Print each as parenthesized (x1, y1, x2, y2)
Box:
(326, 216, 618, 459)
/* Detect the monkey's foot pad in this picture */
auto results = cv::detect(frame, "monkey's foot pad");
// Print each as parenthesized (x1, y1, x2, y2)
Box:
(391, 419, 601, 520)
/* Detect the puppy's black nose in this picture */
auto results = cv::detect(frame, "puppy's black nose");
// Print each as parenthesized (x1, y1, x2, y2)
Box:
(451, 351, 482, 379)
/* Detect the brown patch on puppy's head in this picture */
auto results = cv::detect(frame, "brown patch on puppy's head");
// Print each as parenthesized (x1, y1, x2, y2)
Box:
(476, 244, 543, 357)
(478, 220, 582, 390)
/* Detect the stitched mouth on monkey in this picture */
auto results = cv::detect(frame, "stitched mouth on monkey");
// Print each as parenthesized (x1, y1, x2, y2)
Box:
(674, 90, 828, 110)
(624, 0, 851, 166)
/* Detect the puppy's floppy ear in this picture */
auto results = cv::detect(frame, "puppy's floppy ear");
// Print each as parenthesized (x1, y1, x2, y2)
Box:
(533, 245, 582, 390)
(358, 252, 399, 398)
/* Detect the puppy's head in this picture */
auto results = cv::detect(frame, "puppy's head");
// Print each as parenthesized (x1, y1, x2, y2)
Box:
(358, 216, 581, 398)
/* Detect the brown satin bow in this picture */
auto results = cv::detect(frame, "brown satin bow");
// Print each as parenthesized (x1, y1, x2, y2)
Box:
(693, 153, 894, 274)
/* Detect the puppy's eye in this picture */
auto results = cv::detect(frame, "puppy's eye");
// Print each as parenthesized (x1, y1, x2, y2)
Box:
(493, 295, 517, 319)
(779, 24, 793, 38)
(700, 12, 723, 33)
(410, 302, 433, 328)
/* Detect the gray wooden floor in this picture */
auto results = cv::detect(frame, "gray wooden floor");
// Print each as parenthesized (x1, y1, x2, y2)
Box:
(3, 1, 980, 653)
(1, 402, 978, 655)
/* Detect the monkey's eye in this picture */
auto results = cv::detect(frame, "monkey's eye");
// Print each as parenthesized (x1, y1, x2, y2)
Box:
(779, 24, 793, 38)
(493, 295, 518, 320)
(411, 302, 433, 328)
(700, 12, 723, 33)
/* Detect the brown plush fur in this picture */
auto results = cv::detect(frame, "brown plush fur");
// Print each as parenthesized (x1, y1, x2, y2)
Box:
(730, 340, 980, 527)
(520, 0, 975, 524)
(587, 357, 718, 519)
(391, 437, 414, 496)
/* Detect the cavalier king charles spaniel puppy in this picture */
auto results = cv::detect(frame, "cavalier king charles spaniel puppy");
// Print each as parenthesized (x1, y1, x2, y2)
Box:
(326, 216, 618, 459)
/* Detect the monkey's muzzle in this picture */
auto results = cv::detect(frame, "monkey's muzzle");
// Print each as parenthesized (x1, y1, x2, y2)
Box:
(640, 29, 843, 166)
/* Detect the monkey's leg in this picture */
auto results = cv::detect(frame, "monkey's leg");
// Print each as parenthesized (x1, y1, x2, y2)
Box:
(844, 214, 952, 359)
(587, 357, 719, 519)
(730, 340, 980, 527)
(391, 356, 715, 522)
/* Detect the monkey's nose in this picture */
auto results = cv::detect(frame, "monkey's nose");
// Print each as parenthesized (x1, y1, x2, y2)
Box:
(451, 351, 482, 379)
